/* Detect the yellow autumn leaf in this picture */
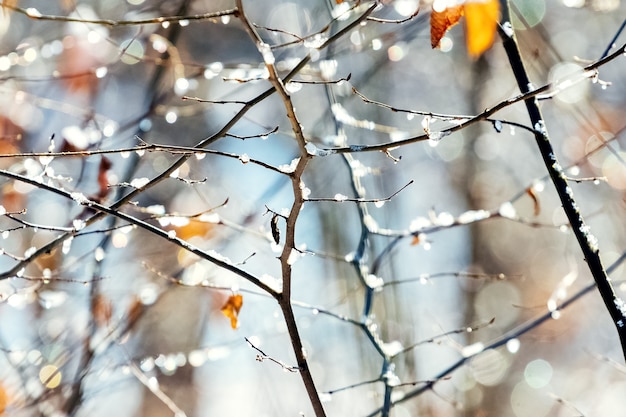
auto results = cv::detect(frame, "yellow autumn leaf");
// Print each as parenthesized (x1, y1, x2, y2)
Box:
(464, 0, 500, 57)
(221, 294, 243, 329)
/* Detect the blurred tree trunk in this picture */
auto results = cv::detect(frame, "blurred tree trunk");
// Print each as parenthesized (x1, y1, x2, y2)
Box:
(135, 286, 208, 417)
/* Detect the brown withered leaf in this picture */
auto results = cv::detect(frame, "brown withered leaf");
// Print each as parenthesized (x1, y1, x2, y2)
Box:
(221, 294, 243, 329)
(92, 294, 112, 328)
(127, 296, 144, 325)
(58, 36, 99, 97)
(430, 4, 464, 48)
(97, 156, 112, 199)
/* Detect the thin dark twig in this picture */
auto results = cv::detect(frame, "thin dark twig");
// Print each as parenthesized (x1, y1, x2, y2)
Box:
(600, 18, 626, 58)
(0, 168, 279, 297)
(305, 180, 413, 203)
(364, 252, 626, 416)
(367, 7, 420, 24)
(0, 2, 238, 26)
(395, 318, 496, 356)
(244, 337, 301, 372)
(324, 377, 381, 395)
(322, 43, 625, 154)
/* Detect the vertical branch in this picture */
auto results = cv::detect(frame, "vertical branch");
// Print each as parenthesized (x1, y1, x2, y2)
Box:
(234, 2, 325, 416)
(498, 0, 626, 360)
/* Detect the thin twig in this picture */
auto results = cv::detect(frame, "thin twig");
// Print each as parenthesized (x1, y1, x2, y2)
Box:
(0, 168, 279, 297)
(244, 337, 301, 372)
(305, 180, 413, 203)
(129, 363, 188, 417)
(0, 2, 238, 27)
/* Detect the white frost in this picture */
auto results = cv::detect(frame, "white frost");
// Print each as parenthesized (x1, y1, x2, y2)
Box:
(365, 274, 384, 291)
(501, 21, 514, 38)
(461, 342, 485, 358)
(382, 364, 401, 387)
(207, 249, 233, 265)
(287, 249, 302, 265)
(130, 177, 150, 189)
(300, 181, 311, 199)
(435, 211, 454, 227)
(303, 33, 327, 49)
(73, 219, 86, 231)
(145, 205, 166, 215)
(498, 202, 517, 219)
(381, 340, 404, 357)
(534, 120, 546, 134)
(70, 192, 90, 205)
(427, 130, 450, 147)
(615, 297, 626, 318)
(409, 216, 431, 232)
(26, 8, 42, 17)
(62, 237, 73, 254)
(260, 274, 282, 292)
(258, 42, 275, 65)
(198, 212, 220, 223)
(158, 216, 189, 227)
(363, 214, 379, 232)
(458, 209, 490, 224)
(278, 157, 300, 174)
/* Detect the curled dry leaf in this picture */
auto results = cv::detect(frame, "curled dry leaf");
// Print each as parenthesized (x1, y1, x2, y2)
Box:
(221, 294, 243, 329)
(526, 187, 541, 216)
(271, 214, 280, 245)
(430, 4, 464, 48)
(430, 0, 500, 58)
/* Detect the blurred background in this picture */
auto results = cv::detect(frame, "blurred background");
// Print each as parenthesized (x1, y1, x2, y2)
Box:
(0, 0, 625, 416)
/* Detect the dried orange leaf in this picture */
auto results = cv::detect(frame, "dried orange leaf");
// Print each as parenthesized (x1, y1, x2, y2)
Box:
(173, 221, 214, 241)
(526, 186, 541, 216)
(1, 0, 18, 17)
(464, 0, 500, 57)
(221, 294, 243, 329)
(411, 234, 421, 246)
(430, 4, 464, 48)
(0, 383, 8, 413)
